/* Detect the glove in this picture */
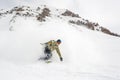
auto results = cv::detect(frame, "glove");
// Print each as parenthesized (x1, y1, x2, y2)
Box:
(60, 57, 63, 61)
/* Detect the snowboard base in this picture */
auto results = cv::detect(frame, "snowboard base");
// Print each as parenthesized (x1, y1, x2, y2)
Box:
(45, 60, 52, 63)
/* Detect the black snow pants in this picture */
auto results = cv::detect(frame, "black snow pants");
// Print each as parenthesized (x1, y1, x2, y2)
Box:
(44, 46, 52, 60)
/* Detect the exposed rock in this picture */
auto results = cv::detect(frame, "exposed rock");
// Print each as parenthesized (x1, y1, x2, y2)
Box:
(61, 10, 80, 18)
(100, 27, 120, 37)
(86, 22, 94, 30)
(36, 8, 50, 22)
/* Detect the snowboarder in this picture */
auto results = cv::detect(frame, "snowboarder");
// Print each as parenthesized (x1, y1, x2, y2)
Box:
(40, 39, 63, 61)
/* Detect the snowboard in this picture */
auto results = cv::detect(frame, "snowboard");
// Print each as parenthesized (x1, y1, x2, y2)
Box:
(38, 57, 52, 63)
(45, 60, 52, 63)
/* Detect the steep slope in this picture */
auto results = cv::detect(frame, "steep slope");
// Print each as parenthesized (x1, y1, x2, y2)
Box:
(0, 16, 120, 80)
(0, 5, 120, 80)
(0, 5, 120, 37)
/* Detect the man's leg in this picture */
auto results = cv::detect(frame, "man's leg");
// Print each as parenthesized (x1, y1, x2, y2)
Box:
(44, 53, 52, 60)
(44, 46, 52, 60)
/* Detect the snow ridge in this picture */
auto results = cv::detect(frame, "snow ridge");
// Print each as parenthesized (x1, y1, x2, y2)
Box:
(0, 5, 120, 37)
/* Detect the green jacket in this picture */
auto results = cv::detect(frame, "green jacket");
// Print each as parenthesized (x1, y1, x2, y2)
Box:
(45, 40, 62, 58)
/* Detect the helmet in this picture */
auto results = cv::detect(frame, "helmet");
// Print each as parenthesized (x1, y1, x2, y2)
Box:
(57, 39, 61, 43)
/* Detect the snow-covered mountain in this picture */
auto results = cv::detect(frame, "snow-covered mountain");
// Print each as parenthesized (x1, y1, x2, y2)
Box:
(0, 5, 120, 80)
(0, 5, 120, 37)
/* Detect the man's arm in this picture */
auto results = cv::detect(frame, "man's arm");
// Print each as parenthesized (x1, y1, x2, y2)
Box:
(56, 47, 63, 61)
(41, 40, 51, 45)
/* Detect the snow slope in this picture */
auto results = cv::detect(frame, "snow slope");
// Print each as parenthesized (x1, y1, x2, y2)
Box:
(0, 6, 120, 80)
(1, 0, 120, 34)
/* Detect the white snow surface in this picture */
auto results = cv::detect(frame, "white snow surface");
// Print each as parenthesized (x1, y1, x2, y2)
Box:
(1, 0, 120, 34)
(0, 7, 120, 80)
